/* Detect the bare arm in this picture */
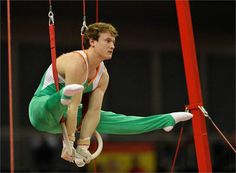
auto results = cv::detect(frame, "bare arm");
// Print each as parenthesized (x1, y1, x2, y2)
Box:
(58, 52, 87, 141)
(80, 68, 109, 139)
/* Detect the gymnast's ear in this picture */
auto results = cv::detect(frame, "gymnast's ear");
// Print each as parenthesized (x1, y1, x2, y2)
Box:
(89, 38, 96, 48)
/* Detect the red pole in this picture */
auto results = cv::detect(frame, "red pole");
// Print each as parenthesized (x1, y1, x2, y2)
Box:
(7, 0, 15, 172)
(175, 1, 212, 172)
(96, 0, 99, 22)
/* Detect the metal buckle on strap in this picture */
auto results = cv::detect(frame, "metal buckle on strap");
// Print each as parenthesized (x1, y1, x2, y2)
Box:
(48, 11, 54, 25)
(81, 16, 88, 35)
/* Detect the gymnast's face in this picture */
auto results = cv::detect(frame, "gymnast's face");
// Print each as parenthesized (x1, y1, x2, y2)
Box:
(91, 32, 116, 60)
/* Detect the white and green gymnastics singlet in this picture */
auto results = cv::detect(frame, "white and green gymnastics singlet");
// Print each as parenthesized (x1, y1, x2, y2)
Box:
(29, 50, 175, 134)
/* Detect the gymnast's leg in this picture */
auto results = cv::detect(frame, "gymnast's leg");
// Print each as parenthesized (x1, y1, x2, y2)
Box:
(29, 84, 84, 134)
(29, 84, 85, 164)
(95, 110, 193, 134)
(28, 92, 67, 133)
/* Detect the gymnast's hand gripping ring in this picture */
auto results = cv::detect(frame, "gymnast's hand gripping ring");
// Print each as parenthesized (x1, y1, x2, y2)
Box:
(62, 122, 103, 161)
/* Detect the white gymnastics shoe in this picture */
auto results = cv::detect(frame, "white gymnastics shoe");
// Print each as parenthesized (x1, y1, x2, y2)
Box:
(163, 112, 193, 132)
(60, 84, 84, 105)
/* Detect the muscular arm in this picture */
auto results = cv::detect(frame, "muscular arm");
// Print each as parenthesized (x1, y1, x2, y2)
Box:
(58, 52, 87, 141)
(80, 68, 109, 139)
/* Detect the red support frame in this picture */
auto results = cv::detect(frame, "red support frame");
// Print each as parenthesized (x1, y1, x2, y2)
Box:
(175, 1, 212, 172)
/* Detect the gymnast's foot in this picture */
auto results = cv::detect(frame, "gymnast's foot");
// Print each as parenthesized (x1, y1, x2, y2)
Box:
(60, 84, 84, 105)
(163, 112, 193, 132)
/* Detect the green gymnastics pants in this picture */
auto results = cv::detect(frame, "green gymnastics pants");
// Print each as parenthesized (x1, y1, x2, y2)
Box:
(29, 92, 175, 135)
